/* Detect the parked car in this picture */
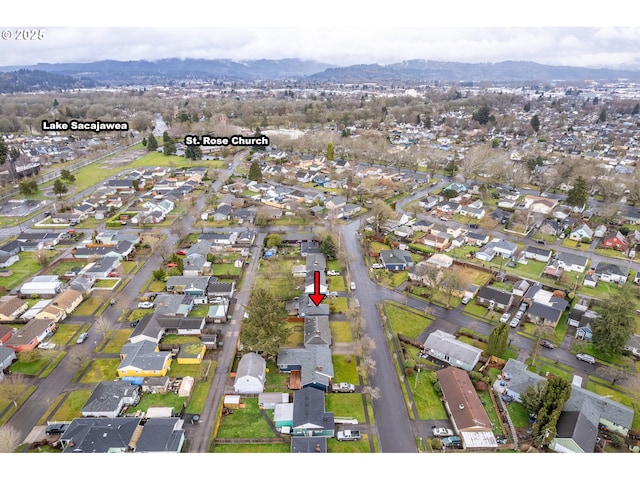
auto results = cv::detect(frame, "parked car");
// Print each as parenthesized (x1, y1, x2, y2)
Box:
(469, 223, 479, 229)
(38, 342, 56, 350)
(130, 320, 140, 328)
(500, 312, 510, 323)
(76, 332, 89, 344)
(540, 340, 555, 349)
(326, 291, 339, 297)
(509, 317, 520, 328)
(175, 250, 187, 255)
(138, 301, 154, 309)
(441, 435, 463, 449)
(167, 262, 178, 268)
(576, 353, 596, 364)
(327, 270, 340, 276)
(461, 296, 472, 305)
(514, 310, 524, 320)
(432, 427, 454, 437)
(501, 394, 514, 403)
(107, 271, 119, 278)
(46, 423, 68, 435)
(518, 303, 528, 313)
(350, 282, 356, 290)
(371, 263, 384, 269)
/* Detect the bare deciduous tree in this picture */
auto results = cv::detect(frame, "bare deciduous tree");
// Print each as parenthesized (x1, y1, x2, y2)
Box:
(0, 425, 21, 453)
(0, 374, 28, 407)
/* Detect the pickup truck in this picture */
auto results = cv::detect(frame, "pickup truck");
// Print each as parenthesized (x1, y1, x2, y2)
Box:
(331, 382, 355, 393)
(336, 430, 361, 441)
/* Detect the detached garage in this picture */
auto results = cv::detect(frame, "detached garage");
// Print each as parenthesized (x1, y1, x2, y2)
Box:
(234, 353, 266, 394)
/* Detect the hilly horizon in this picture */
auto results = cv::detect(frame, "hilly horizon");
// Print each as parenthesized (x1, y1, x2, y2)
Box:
(2, 57, 640, 92)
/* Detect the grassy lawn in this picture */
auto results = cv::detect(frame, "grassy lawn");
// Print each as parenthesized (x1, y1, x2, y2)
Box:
(49, 260, 89, 277)
(136, 391, 187, 414)
(409, 370, 448, 420)
(0, 251, 54, 290)
(531, 361, 574, 383)
(101, 329, 132, 354)
(561, 238, 591, 251)
(506, 401, 531, 428)
(45, 390, 93, 422)
(376, 270, 409, 288)
(216, 397, 277, 439)
(325, 393, 366, 424)
(186, 374, 214, 414)
(368, 241, 390, 256)
(10, 351, 60, 376)
(264, 361, 290, 391)
(384, 301, 432, 339)
(213, 444, 290, 453)
(94, 279, 120, 288)
(211, 263, 241, 276)
(331, 354, 359, 384)
(327, 275, 345, 292)
(73, 296, 104, 316)
(594, 248, 628, 260)
(148, 280, 167, 293)
(50, 323, 83, 346)
(328, 296, 348, 313)
(330, 321, 353, 343)
(169, 360, 211, 379)
(478, 389, 506, 436)
(285, 325, 304, 346)
(77, 358, 120, 383)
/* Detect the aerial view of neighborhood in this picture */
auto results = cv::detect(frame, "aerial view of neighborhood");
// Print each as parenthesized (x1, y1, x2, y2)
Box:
(1, 21, 640, 461)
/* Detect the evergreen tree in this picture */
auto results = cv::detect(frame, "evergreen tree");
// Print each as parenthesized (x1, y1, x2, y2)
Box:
(530, 114, 540, 133)
(565, 176, 588, 207)
(0, 137, 7, 165)
(53, 179, 68, 198)
(486, 323, 509, 356)
(248, 160, 262, 182)
(60, 168, 76, 183)
(592, 284, 637, 355)
(163, 134, 176, 156)
(472, 105, 492, 125)
(147, 133, 158, 152)
(240, 287, 289, 358)
(326, 142, 335, 161)
(320, 234, 337, 260)
(185, 144, 202, 161)
(633, 103, 640, 115)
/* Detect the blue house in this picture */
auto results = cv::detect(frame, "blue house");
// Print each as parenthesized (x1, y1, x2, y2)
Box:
(379, 249, 414, 271)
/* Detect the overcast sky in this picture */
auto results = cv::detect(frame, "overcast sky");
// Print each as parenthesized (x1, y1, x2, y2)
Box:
(2, 1, 640, 70)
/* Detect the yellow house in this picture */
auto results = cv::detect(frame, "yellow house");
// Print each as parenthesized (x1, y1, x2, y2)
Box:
(117, 340, 172, 377)
(0, 296, 28, 322)
(176, 343, 206, 365)
(35, 288, 84, 322)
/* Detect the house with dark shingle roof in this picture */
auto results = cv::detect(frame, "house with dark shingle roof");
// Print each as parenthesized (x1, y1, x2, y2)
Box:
(117, 340, 172, 378)
(59, 417, 141, 453)
(134, 418, 185, 453)
(379, 249, 414, 271)
(81, 381, 140, 418)
(291, 386, 335, 438)
(475, 286, 514, 312)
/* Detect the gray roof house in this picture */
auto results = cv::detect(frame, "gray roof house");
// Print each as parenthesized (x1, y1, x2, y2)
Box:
(476, 286, 514, 313)
(501, 359, 634, 453)
(81, 381, 140, 418)
(134, 417, 185, 453)
(557, 251, 589, 273)
(291, 386, 335, 438)
(59, 417, 141, 453)
(422, 330, 482, 372)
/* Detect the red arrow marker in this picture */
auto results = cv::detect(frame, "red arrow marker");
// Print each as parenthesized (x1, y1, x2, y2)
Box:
(309, 270, 326, 306)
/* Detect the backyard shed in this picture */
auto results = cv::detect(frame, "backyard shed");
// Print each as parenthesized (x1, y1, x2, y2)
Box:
(234, 352, 267, 394)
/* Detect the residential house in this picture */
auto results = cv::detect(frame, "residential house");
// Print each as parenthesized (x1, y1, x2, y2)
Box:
(569, 224, 594, 243)
(594, 262, 628, 284)
(0, 325, 13, 345)
(485, 239, 518, 259)
(437, 367, 498, 451)
(81, 381, 140, 418)
(0, 345, 17, 379)
(206, 280, 235, 301)
(465, 231, 490, 247)
(19, 275, 63, 298)
(421, 232, 452, 251)
(0, 296, 28, 322)
(419, 195, 439, 211)
(459, 204, 485, 220)
(0, 251, 19, 269)
(557, 252, 589, 273)
(539, 219, 562, 237)
(233, 352, 267, 394)
(602, 231, 629, 251)
(501, 359, 634, 453)
(291, 387, 335, 438)
(35, 288, 84, 322)
(59, 417, 141, 453)
(522, 245, 552, 263)
(134, 417, 185, 453)
(594, 225, 608, 238)
(3, 318, 56, 352)
(512, 279, 531, 297)
(379, 249, 414, 271)
(166, 276, 210, 295)
(475, 286, 514, 312)
(422, 330, 482, 372)
(524, 285, 569, 327)
(325, 196, 346, 211)
(117, 340, 172, 378)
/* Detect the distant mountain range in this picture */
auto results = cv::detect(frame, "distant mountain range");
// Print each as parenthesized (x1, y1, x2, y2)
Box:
(2, 57, 640, 92)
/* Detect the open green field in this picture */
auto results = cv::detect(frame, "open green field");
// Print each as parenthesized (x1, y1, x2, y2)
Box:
(384, 301, 432, 339)
(330, 321, 353, 343)
(331, 354, 359, 384)
(216, 397, 277, 439)
(0, 251, 56, 290)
